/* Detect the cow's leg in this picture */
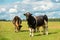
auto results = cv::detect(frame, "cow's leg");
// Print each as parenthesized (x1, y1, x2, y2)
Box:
(15, 26, 16, 32)
(17, 25, 21, 32)
(15, 22, 18, 32)
(43, 25, 48, 35)
(14, 25, 19, 32)
(36, 27, 40, 32)
(17, 26, 20, 32)
(18, 26, 20, 31)
(43, 20, 48, 35)
(29, 28, 34, 37)
(18, 25, 22, 31)
(15, 26, 18, 32)
(15, 22, 19, 32)
(34, 28, 36, 32)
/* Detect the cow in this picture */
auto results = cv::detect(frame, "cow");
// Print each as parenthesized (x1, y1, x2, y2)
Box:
(12, 16, 22, 32)
(24, 12, 48, 37)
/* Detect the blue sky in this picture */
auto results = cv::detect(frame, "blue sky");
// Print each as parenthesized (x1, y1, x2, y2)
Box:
(0, 0, 60, 20)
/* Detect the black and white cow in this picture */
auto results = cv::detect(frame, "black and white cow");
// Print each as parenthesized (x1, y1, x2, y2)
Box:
(24, 12, 48, 37)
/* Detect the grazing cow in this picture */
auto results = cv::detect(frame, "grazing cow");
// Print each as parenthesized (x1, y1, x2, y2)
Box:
(12, 16, 22, 32)
(24, 12, 48, 37)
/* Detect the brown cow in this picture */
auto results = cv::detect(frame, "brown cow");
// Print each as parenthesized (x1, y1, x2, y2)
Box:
(24, 12, 48, 37)
(12, 16, 22, 32)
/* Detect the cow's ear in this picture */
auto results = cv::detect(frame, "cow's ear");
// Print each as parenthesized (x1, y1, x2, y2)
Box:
(31, 14, 32, 15)
(24, 14, 25, 15)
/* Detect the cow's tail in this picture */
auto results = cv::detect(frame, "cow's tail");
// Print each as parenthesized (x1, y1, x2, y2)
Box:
(43, 15, 48, 22)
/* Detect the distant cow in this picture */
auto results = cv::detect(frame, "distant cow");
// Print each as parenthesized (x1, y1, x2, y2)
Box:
(24, 12, 48, 37)
(12, 16, 22, 32)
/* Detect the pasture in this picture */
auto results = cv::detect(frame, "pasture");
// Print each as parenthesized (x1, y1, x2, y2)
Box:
(0, 21, 60, 40)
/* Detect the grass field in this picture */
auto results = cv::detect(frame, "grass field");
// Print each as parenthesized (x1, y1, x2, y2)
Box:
(0, 21, 60, 40)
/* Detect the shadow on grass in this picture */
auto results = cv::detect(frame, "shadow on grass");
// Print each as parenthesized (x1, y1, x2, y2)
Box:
(34, 34, 42, 36)
(20, 30, 29, 32)
(35, 32, 58, 36)
(48, 32, 58, 35)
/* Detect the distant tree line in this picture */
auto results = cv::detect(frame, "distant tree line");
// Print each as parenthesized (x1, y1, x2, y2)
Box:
(0, 19, 11, 21)
(48, 18, 60, 22)
(22, 18, 60, 22)
(0, 19, 6, 21)
(0, 18, 60, 22)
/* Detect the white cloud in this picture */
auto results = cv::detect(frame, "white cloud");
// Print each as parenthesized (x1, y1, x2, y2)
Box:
(33, 1, 53, 11)
(48, 16, 55, 18)
(1, 15, 7, 18)
(16, 1, 20, 4)
(14, 5, 18, 8)
(9, 8, 17, 13)
(9, 14, 16, 20)
(47, 12, 55, 16)
(22, 9, 26, 11)
(1, 8, 6, 11)
(0, 10, 1, 13)
(34, 13, 39, 16)
(0, 8, 6, 13)
(22, 0, 30, 4)
(56, 0, 59, 2)
(34, 13, 45, 16)
(9, 13, 23, 20)
(46, 11, 60, 18)
(0, 0, 60, 20)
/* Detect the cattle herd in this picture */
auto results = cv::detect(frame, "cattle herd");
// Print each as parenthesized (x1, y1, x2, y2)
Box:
(12, 12, 48, 37)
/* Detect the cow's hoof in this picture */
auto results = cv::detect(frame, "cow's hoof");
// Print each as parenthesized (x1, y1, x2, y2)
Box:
(46, 33, 48, 35)
(15, 31, 18, 33)
(34, 31, 36, 33)
(43, 33, 48, 35)
(15, 30, 18, 33)
(30, 35, 31, 37)
(30, 35, 33, 37)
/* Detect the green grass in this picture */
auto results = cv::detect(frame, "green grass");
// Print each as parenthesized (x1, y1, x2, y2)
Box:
(0, 21, 60, 40)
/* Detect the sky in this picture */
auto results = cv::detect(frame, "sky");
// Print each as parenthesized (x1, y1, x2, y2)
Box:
(0, 0, 60, 20)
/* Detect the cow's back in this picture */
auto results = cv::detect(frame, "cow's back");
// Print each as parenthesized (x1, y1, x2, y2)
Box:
(17, 17, 22, 25)
(35, 15, 48, 26)
(12, 16, 22, 25)
(35, 16, 44, 26)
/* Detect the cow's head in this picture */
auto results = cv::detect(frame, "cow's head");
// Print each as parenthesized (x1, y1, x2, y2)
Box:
(24, 12, 32, 19)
